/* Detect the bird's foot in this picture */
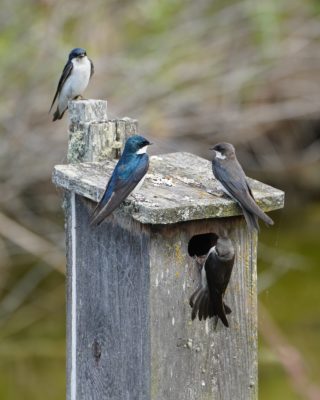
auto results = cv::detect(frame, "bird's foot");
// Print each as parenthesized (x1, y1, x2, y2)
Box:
(206, 189, 224, 197)
(74, 95, 85, 100)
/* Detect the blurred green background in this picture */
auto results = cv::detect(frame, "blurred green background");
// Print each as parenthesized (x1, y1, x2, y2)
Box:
(0, 0, 319, 398)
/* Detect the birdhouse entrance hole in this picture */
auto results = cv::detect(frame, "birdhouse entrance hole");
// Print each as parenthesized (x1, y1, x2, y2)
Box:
(188, 232, 218, 257)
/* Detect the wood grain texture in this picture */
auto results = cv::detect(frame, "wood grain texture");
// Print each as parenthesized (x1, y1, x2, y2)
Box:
(68, 100, 108, 124)
(64, 193, 258, 400)
(70, 195, 151, 400)
(67, 99, 138, 163)
(55, 99, 284, 400)
(149, 217, 258, 400)
(64, 191, 74, 400)
(53, 152, 284, 224)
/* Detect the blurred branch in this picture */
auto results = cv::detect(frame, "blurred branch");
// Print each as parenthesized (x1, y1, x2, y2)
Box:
(0, 283, 65, 340)
(259, 301, 320, 400)
(258, 242, 313, 293)
(0, 263, 51, 320)
(0, 212, 65, 273)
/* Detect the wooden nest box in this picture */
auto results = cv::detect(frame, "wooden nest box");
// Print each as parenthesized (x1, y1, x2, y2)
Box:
(52, 100, 284, 400)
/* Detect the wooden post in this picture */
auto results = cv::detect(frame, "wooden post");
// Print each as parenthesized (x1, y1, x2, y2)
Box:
(53, 100, 284, 400)
(67, 99, 138, 163)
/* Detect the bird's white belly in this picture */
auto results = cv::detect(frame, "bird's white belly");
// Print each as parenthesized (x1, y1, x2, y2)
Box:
(201, 263, 208, 288)
(58, 58, 91, 113)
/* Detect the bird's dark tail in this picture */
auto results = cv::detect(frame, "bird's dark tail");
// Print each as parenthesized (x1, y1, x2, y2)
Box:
(242, 208, 260, 232)
(224, 303, 232, 314)
(89, 202, 101, 227)
(89, 201, 115, 227)
(242, 186, 275, 231)
(89, 212, 104, 227)
(52, 108, 65, 121)
(258, 209, 274, 226)
(242, 205, 274, 232)
(214, 296, 229, 327)
(189, 285, 231, 325)
(189, 285, 214, 321)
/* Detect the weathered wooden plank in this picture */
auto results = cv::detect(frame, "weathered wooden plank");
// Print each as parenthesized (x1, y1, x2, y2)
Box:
(63, 100, 145, 400)
(53, 152, 284, 225)
(67, 99, 138, 163)
(65, 192, 258, 400)
(68, 99, 108, 124)
(64, 191, 74, 400)
(67, 195, 151, 400)
(149, 217, 257, 400)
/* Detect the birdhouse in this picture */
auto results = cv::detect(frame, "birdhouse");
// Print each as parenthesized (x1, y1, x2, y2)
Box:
(52, 100, 284, 400)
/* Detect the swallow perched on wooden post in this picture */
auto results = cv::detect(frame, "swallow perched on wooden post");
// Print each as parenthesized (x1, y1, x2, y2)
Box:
(210, 142, 274, 231)
(90, 135, 151, 226)
(50, 48, 94, 121)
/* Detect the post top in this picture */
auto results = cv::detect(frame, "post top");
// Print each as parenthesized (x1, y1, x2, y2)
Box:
(52, 152, 284, 225)
(68, 99, 108, 124)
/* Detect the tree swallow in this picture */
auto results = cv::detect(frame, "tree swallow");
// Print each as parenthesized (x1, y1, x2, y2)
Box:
(189, 234, 235, 327)
(210, 142, 274, 231)
(49, 48, 94, 121)
(90, 135, 151, 226)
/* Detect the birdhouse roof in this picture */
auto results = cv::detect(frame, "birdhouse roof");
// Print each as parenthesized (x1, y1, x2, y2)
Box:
(52, 152, 284, 225)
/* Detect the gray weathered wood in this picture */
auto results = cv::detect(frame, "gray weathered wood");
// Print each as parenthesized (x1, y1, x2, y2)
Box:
(68, 99, 108, 124)
(64, 191, 73, 400)
(74, 196, 151, 399)
(53, 152, 284, 224)
(67, 100, 138, 163)
(53, 99, 285, 400)
(149, 218, 257, 399)
(64, 195, 258, 400)
(62, 100, 142, 400)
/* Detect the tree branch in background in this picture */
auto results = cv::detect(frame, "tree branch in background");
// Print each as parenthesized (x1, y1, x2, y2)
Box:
(259, 301, 320, 400)
(0, 212, 65, 273)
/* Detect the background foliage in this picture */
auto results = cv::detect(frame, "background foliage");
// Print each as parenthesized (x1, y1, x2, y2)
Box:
(0, 0, 319, 398)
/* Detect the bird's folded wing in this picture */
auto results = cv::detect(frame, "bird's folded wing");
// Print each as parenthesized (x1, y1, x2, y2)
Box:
(49, 61, 73, 111)
(90, 59, 94, 78)
(214, 162, 252, 204)
(90, 157, 149, 225)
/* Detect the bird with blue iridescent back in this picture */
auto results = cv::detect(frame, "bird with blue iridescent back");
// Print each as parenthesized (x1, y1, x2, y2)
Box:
(90, 135, 152, 226)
